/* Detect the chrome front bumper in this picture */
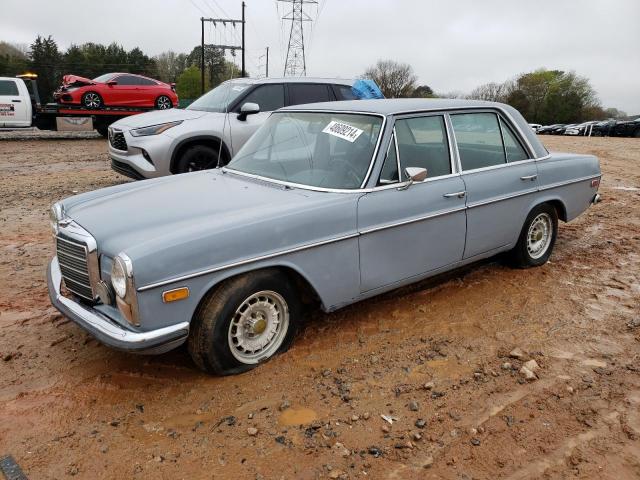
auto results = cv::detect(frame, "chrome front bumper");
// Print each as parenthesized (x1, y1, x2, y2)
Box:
(47, 257, 189, 353)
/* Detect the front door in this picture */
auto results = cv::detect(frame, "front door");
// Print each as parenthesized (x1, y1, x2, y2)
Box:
(358, 114, 467, 293)
(449, 111, 539, 258)
(228, 83, 285, 155)
(108, 75, 141, 106)
(0, 79, 29, 127)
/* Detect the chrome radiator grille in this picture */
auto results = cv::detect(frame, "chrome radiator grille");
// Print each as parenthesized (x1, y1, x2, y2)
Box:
(56, 236, 94, 300)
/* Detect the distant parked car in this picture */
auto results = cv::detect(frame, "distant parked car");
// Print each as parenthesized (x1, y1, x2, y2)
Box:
(591, 120, 617, 137)
(107, 77, 384, 180)
(537, 124, 564, 135)
(564, 121, 600, 136)
(611, 117, 640, 138)
(553, 124, 577, 135)
(53, 73, 178, 110)
(529, 123, 542, 132)
(47, 98, 602, 374)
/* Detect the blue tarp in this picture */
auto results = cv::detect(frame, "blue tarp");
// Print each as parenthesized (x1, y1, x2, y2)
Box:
(351, 79, 384, 99)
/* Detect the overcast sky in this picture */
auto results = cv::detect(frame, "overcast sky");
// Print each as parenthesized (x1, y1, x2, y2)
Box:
(3, 0, 639, 113)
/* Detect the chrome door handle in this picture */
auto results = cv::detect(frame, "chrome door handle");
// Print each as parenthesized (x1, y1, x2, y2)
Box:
(520, 174, 537, 181)
(443, 191, 466, 199)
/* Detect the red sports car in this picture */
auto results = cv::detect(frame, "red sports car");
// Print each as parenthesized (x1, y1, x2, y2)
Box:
(54, 72, 178, 110)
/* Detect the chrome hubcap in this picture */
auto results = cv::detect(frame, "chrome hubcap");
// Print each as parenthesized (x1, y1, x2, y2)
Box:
(228, 290, 289, 364)
(157, 96, 171, 109)
(527, 213, 552, 259)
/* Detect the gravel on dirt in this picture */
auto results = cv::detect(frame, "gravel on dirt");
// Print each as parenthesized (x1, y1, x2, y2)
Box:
(0, 132, 639, 479)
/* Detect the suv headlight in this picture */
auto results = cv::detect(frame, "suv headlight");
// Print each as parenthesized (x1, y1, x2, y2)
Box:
(130, 121, 183, 137)
(111, 253, 140, 326)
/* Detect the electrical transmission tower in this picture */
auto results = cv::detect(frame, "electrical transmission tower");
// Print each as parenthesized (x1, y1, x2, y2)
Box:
(278, 0, 317, 76)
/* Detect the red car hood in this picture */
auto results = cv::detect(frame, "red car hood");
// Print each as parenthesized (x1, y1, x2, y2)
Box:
(61, 75, 96, 87)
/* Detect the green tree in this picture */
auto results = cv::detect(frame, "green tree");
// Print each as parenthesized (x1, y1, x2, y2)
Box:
(413, 85, 434, 98)
(187, 46, 238, 89)
(29, 35, 61, 102)
(176, 66, 208, 99)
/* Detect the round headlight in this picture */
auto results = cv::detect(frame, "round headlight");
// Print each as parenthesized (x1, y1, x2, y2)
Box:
(49, 203, 62, 235)
(111, 256, 128, 299)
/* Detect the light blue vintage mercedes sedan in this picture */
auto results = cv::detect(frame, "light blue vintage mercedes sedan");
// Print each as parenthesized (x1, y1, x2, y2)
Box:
(48, 99, 601, 374)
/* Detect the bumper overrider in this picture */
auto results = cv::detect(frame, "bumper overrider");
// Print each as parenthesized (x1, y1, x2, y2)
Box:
(47, 257, 189, 353)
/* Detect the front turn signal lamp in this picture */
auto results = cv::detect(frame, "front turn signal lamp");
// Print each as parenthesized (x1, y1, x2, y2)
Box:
(162, 287, 190, 303)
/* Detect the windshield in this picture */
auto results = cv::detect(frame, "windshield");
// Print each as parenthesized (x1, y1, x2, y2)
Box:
(227, 112, 383, 190)
(92, 73, 115, 83)
(187, 81, 251, 113)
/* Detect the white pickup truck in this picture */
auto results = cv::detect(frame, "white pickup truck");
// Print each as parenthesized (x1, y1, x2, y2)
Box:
(0, 75, 158, 136)
(0, 76, 32, 128)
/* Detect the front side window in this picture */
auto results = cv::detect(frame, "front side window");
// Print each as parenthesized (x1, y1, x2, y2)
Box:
(237, 84, 284, 112)
(378, 115, 451, 184)
(115, 75, 139, 86)
(0, 80, 19, 96)
(228, 112, 383, 190)
(288, 84, 331, 106)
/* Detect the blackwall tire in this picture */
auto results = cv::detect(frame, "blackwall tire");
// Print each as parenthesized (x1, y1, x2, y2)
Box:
(509, 203, 558, 268)
(188, 270, 300, 375)
(175, 145, 220, 173)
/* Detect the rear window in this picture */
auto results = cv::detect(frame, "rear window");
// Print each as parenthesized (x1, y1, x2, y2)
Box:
(334, 84, 358, 100)
(0, 80, 19, 96)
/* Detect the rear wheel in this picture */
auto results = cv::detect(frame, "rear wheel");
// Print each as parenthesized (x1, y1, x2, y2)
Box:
(155, 95, 173, 110)
(509, 204, 558, 268)
(81, 91, 102, 109)
(175, 145, 220, 173)
(188, 270, 300, 375)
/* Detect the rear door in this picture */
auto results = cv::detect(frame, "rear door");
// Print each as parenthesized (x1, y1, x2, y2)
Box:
(227, 83, 285, 155)
(0, 79, 30, 127)
(286, 83, 333, 107)
(450, 111, 539, 259)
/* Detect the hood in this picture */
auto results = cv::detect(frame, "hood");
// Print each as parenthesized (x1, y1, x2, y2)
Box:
(111, 108, 211, 129)
(61, 170, 358, 286)
(61, 75, 95, 87)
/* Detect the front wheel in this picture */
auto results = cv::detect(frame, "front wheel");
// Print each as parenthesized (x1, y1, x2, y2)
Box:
(188, 270, 300, 375)
(155, 95, 173, 110)
(175, 145, 220, 173)
(81, 91, 103, 109)
(509, 204, 558, 268)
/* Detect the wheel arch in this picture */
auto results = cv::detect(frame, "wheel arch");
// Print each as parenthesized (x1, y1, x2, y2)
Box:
(527, 195, 568, 222)
(169, 136, 232, 174)
(190, 262, 325, 321)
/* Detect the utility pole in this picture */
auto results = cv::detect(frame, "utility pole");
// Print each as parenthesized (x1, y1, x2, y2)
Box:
(278, 0, 317, 77)
(201, 17, 205, 95)
(266, 46, 269, 77)
(199, 3, 246, 95)
(241, 1, 246, 78)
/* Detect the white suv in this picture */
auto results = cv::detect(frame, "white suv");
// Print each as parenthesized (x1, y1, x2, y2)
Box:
(108, 77, 377, 180)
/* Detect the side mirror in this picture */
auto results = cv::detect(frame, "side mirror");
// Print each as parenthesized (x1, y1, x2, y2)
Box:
(398, 167, 427, 190)
(107, 80, 118, 86)
(237, 102, 260, 121)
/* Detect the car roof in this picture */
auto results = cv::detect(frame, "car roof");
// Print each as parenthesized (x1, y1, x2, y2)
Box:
(227, 77, 357, 86)
(280, 98, 511, 115)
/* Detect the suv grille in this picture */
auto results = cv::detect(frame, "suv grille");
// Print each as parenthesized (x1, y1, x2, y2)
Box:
(56, 236, 94, 300)
(109, 130, 128, 151)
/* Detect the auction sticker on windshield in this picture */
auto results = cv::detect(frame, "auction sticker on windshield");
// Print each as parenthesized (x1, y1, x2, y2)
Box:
(322, 121, 364, 143)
